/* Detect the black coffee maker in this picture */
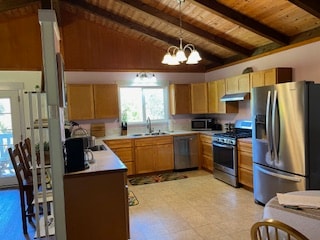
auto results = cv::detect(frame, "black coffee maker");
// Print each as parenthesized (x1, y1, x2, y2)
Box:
(65, 137, 88, 173)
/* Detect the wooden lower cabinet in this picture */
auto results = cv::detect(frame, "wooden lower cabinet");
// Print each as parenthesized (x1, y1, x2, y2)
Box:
(237, 138, 253, 189)
(64, 170, 129, 240)
(200, 134, 213, 172)
(104, 139, 135, 176)
(135, 136, 174, 174)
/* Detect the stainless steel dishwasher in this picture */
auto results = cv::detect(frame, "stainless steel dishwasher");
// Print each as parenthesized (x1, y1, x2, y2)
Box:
(174, 134, 199, 170)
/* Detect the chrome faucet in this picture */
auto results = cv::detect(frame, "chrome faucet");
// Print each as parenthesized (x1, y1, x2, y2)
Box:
(146, 117, 152, 134)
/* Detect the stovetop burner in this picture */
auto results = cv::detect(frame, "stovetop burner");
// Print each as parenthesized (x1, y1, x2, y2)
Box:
(213, 120, 252, 145)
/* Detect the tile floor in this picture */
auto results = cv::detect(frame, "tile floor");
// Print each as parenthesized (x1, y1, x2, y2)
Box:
(128, 170, 264, 240)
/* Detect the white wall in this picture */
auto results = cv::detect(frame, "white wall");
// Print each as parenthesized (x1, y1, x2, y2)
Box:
(65, 72, 205, 84)
(205, 40, 320, 83)
(0, 71, 41, 90)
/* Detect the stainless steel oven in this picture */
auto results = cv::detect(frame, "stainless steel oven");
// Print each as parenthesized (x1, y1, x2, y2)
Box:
(212, 120, 252, 187)
(213, 141, 238, 187)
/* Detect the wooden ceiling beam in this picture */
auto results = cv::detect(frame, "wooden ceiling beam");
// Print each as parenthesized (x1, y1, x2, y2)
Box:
(64, 0, 224, 66)
(288, 0, 320, 18)
(193, 0, 290, 45)
(119, 0, 251, 57)
(0, 0, 38, 12)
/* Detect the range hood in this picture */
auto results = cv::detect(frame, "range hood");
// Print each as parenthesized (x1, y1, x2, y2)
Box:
(220, 92, 249, 102)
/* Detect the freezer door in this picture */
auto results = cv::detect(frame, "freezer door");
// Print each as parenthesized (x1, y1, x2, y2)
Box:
(251, 85, 275, 168)
(253, 164, 306, 205)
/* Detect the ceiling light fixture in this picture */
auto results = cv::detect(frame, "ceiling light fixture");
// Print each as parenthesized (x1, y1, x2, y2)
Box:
(162, 0, 201, 65)
(134, 72, 157, 83)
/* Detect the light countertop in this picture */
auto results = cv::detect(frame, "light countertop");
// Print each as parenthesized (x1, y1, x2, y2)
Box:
(64, 143, 127, 177)
(99, 130, 224, 141)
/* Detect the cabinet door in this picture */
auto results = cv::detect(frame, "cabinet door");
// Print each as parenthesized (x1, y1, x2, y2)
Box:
(191, 83, 208, 114)
(201, 142, 213, 171)
(94, 84, 119, 118)
(208, 79, 238, 114)
(238, 74, 250, 93)
(169, 84, 191, 115)
(250, 71, 264, 88)
(225, 76, 238, 94)
(135, 146, 155, 174)
(155, 143, 174, 171)
(239, 168, 253, 188)
(208, 81, 218, 113)
(67, 84, 94, 120)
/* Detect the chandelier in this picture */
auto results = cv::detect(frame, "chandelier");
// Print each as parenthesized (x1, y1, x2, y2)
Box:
(161, 0, 201, 65)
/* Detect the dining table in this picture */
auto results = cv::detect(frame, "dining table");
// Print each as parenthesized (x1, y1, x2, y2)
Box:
(263, 190, 320, 240)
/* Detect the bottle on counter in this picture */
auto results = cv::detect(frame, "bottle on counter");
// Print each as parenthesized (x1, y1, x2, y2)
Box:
(121, 122, 127, 136)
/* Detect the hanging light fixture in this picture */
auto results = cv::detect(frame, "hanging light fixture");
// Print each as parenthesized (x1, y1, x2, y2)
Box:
(162, 0, 201, 65)
(134, 72, 157, 83)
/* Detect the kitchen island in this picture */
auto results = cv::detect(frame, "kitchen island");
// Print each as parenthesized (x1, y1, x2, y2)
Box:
(63, 147, 129, 240)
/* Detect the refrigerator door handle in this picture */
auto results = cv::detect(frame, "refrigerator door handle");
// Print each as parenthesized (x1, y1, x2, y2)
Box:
(266, 90, 273, 157)
(272, 90, 279, 162)
(256, 165, 301, 182)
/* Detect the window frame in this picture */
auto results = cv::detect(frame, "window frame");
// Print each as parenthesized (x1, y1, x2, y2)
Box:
(119, 85, 169, 125)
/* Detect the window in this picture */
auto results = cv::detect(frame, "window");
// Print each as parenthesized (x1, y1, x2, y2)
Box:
(119, 87, 167, 123)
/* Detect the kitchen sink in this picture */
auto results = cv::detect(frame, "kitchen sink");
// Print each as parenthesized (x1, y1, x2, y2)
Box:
(130, 132, 168, 137)
(150, 132, 168, 135)
(89, 144, 107, 151)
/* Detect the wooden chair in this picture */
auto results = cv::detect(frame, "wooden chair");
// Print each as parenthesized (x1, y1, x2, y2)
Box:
(8, 145, 35, 234)
(251, 218, 309, 240)
(19, 139, 33, 177)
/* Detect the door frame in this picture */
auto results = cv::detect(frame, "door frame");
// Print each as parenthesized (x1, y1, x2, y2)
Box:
(0, 82, 25, 188)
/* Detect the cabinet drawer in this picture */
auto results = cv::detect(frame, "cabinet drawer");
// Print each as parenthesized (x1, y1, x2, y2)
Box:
(239, 168, 253, 188)
(104, 139, 133, 148)
(238, 151, 252, 170)
(135, 135, 173, 146)
(155, 136, 173, 145)
(134, 138, 153, 146)
(237, 139, 252, 152)
(112, 148, 133, 162)
(200, 134, 212, 144)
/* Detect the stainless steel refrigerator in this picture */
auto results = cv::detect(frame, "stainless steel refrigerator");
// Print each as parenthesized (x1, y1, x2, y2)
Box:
(251, 81, 320, 205)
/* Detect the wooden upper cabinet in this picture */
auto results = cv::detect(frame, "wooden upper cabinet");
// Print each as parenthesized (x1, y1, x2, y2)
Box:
(94, 84, 119, 118)
(191, 83, 208, 114)
(250, 68, 292, 88)
(169, 84, 191, 115)
(67, 84, 119, 120)
(238, 74, 250, 93)
(208, 79, 238, 114)
(67, 84, 95, 120)
(226, 73, 250, 94)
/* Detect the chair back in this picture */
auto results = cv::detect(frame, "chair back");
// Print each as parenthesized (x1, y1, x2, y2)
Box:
(251, 218, 309, 240)
(8, 146, 28, 188)
(19, 140, 32, 176)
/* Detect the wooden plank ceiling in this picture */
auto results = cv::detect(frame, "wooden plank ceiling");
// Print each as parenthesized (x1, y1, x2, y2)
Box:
(1, 0, 320, 70)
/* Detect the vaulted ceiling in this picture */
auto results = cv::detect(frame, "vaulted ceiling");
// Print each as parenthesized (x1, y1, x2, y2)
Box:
(1, 0, 320, 70)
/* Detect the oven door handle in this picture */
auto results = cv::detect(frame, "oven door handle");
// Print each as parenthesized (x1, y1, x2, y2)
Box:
(213, 142, 235, 149)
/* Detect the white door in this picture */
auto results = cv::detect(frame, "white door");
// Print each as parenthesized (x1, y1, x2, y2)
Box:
(0, 90, 23, 187)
